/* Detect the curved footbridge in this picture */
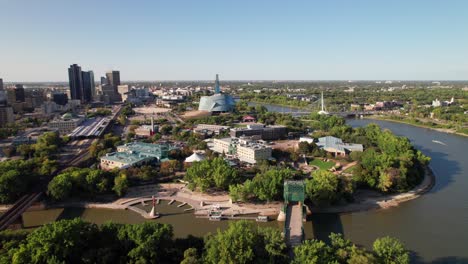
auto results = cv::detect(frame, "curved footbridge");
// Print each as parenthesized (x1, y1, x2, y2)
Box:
(278, 181, 307, 247)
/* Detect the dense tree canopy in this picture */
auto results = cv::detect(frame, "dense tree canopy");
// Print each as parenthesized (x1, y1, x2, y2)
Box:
(47, 168, 121, 200)
(0, 219, 411, 264)
(305, 170, 339, 206)
(203, 221, 287, 264)
(185, 157, 239, 191)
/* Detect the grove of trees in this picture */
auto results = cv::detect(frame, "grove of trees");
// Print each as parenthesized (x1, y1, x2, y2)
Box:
(0, 219, 410, 264)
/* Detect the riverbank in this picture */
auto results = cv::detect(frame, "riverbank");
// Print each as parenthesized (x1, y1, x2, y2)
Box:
(366, 115, 468, 137)
(39, 164, 435, 218)
(41, 183, 281, 219)
(311, 166, 436, 214)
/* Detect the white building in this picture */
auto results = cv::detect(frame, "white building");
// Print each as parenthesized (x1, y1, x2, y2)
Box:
(213, 137, 272, 164)
(48, 113, 84, 134)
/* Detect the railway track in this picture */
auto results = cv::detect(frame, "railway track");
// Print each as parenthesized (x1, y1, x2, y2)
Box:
(0, 192, 42, 231)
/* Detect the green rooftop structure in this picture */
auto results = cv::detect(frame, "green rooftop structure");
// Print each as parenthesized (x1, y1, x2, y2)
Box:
(117, 142, 169, 161)
(101, 142, 171, 170)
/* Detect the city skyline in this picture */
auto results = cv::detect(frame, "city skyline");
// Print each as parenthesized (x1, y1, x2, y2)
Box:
(1, 0, 468, 81)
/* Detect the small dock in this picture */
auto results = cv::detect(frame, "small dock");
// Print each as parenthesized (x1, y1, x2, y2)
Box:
(168, 200, 175, 205)
(177, 202, 187, 208)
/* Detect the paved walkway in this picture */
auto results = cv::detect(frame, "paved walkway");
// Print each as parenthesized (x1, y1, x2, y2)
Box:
(286, 203, 303, 247)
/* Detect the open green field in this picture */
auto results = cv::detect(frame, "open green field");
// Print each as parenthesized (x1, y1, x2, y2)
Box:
(309, 159, 335, 170)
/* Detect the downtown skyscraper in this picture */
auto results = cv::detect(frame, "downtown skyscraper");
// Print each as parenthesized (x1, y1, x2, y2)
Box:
(68, 64, 95, 104)
(82, 71, 95, 103)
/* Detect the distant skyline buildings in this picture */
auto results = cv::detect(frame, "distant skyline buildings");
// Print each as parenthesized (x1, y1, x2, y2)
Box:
(106, 71, 120, 87)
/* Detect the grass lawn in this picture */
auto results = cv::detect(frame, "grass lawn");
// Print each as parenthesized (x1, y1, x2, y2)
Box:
(309, 159, 335, 170)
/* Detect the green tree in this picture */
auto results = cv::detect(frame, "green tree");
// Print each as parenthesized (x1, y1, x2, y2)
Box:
(305, 170, 339, 206)
(203, 221, 286, 264)
(292, 239, 334, 264)
(47, 173, 73, 200)
(10, 219, 100, 264)
(180, 248, 202, 264)
(185, 157, 238, 191)
(373, 236, 410, 264)
(113, 173, 129, 197)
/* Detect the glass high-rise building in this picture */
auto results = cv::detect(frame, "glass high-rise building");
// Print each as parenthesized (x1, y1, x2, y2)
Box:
(68, 64, 84, 102)
(106, 71, 120, 87)
(14, 84, 25, 102)
(82, 71, 95, 103)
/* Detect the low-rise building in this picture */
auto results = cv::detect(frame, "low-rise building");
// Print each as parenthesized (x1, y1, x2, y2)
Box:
(316, 136, 363, 157)
(100, 142, 170, 170)
(230, 124, 287, 140)
(48, 113, 84, 134)
(212, 137, 272, 164)
(194, 124, 230, 135)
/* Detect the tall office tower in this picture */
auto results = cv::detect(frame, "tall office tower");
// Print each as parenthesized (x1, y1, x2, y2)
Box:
(82, 71, 95, 103)
(100, 76, 108, 85)
(68, 64, 84, 103)
(14, 84, 25, 102)
(106, 71, 120, 87)
(0, 78, 3, 90)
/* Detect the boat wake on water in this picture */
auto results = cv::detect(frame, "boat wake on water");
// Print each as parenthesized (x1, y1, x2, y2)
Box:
(432, 140, 447, 146)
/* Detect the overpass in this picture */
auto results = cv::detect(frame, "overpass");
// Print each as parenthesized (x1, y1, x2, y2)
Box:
(281, 181, 306, 247)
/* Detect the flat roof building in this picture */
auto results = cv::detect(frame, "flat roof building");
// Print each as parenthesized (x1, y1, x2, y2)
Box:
(230, 124, 287, 140)
(101, 142, 170, 170)
(316, 136, 363, 157)
(213, 137, 272, 164)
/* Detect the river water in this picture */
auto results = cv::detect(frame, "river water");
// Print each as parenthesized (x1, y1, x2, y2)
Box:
(22, 104, 468, 263)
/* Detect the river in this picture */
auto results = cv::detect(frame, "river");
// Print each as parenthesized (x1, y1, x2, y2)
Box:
(22, 104, 468, 263)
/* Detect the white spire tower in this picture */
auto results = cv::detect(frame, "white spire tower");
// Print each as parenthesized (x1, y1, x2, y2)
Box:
(318, 92, 329, 115)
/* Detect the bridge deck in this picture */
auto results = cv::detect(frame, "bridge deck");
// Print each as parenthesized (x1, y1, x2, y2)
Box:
(286, 203, 303, 247)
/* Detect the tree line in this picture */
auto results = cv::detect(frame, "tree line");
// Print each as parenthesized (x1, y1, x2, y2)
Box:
(0, 219, 410, 264)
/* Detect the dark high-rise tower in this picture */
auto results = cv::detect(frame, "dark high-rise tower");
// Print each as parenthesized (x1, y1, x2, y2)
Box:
(0, 78, 3, 90)
(82, 71, 95, 103)
(100, 76, 108, 85)
(106, 71, 120, 87)
(14, 84, 25, 102)
(68, 64, 83, 102)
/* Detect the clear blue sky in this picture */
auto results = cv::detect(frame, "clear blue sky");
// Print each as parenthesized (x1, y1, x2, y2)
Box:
(1, 0, 467, 81)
